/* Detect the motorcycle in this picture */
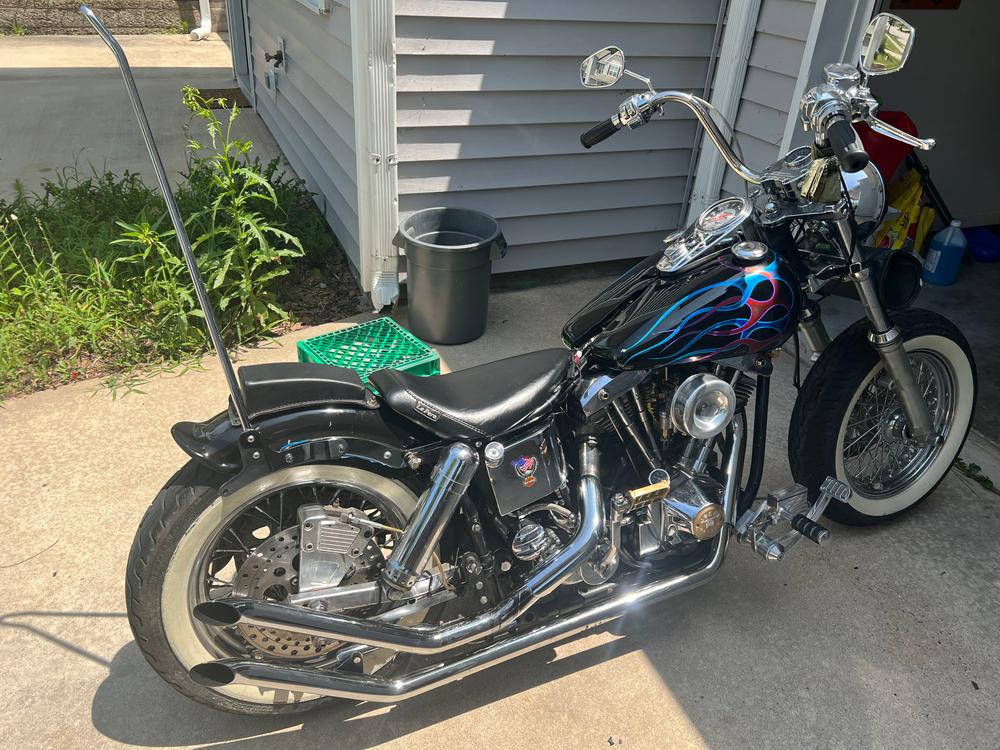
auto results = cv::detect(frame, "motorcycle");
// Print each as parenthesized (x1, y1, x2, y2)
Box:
(85, 5, 976, 715)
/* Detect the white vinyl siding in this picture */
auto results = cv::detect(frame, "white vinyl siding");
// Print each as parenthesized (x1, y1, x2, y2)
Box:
(394, 0, 724, 272)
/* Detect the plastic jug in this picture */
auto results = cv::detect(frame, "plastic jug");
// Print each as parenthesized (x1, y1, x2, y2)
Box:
(923, 220, 966, 285)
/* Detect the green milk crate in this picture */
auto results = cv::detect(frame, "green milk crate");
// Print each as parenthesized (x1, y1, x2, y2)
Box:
(297, 317, 440, 389)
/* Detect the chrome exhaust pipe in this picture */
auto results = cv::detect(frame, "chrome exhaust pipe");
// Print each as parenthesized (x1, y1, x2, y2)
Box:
(194, 438, 605, 655)
(190, 418, 745, 702)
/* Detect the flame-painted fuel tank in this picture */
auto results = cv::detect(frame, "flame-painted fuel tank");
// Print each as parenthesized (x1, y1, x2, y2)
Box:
(563, 248, 802, 369)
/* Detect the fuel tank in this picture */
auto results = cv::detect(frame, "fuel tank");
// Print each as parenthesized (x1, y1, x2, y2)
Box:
(563, 247, 802, 369)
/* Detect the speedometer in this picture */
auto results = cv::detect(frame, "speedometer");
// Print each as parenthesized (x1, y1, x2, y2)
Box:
(696, 197, 752, 235)
(658, 196, 754, 273)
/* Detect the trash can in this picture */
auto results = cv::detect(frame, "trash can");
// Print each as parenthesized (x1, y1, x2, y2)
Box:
(394, 207, 507, 344)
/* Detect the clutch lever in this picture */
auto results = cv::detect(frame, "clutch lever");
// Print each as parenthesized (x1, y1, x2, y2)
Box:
(865, 115, 936, 151)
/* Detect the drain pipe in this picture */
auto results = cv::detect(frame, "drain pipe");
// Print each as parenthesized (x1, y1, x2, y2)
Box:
(190, 0, 212, 40)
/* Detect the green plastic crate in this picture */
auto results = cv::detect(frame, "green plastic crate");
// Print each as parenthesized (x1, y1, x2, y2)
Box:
(297, 317, 440, 388)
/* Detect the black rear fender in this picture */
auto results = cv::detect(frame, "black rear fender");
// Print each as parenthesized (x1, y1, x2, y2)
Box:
(172, 405, 425, 477)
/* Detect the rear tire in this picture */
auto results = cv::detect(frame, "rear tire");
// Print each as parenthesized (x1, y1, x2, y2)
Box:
(789, 309, 976, 526)
(126, 460, 421, 715)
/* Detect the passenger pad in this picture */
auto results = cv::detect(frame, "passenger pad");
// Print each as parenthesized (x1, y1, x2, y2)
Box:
(238, 363, 371, 420)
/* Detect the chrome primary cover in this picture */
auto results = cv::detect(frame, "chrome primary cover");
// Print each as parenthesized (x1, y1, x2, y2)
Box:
(657, 196, 753, 273)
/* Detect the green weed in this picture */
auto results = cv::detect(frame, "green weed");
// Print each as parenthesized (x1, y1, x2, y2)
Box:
(0, 87, 348, 399)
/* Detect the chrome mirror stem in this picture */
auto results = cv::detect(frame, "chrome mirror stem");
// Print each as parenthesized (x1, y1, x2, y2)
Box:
(622, 68, 655, 93)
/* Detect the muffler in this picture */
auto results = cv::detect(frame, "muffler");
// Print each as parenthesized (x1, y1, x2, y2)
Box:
(190, 419, 745, 702)
(194, 438, 605, 655)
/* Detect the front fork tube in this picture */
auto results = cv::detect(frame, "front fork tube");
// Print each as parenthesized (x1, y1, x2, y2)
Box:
(833, 219, 936, 445)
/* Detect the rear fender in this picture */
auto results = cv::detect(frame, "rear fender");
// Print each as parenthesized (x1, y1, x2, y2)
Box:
(172, 406, 425, 495)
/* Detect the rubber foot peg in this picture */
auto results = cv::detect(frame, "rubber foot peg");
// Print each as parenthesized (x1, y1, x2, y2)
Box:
(791, 514, 831, 545)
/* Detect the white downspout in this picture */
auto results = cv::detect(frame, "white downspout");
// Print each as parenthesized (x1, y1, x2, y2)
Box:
(190, 0, 212, 41)
(352, 0, 400, 310)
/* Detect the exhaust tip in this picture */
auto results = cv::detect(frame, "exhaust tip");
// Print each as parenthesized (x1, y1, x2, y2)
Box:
(193, 601, 241, 627)
(190, 662, 236, 687)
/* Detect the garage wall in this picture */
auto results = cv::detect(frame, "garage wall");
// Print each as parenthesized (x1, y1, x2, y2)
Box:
(721, 0, 816, 196)
(243, 0, 361, 264)
(394, 0, 725, 272)
(872, 1, 1000, 227)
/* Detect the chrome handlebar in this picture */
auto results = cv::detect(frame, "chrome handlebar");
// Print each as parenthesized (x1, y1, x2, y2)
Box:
(614, 90, 764, 185)
(800, 74, 935, 153)
(593, 67, 934, 190)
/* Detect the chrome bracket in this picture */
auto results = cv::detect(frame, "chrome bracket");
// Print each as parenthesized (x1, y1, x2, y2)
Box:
(736, 477, 851, 561)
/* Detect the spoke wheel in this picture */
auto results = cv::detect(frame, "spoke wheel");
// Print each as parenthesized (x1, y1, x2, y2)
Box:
(840, 351, 955, 499)
(127, 462, 423, 714)
(789, 309, 976, 525)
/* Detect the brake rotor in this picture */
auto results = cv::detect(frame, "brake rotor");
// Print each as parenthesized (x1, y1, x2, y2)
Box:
(231, 527, 342, 661)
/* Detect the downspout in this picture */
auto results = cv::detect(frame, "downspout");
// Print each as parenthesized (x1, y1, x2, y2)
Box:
(190, 0, 212, 41)
(679, 0, 729, 224)
(352, 0, 400, 310)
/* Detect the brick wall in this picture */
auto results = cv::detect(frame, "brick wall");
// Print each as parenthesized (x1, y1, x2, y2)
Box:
(0, 1, 229, 35)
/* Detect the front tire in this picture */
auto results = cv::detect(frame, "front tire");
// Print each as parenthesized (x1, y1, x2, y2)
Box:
(789, 308, 977, 525)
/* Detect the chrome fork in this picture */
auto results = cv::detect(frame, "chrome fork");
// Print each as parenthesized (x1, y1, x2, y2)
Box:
(833, 217, 936, 445)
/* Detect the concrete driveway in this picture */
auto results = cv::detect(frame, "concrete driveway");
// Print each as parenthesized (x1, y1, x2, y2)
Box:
(0, 35, 278, 196)
(2, 272, 998, 750)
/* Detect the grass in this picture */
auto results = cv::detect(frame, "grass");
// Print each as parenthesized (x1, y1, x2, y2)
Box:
(0, 87, 363, 399)
(1, 18, 28, 36)
(161, 19, 191, 35)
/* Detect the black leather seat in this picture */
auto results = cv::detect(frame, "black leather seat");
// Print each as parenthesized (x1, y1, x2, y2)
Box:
(237, 362, 370, 420)
(370, 348, 572, 441)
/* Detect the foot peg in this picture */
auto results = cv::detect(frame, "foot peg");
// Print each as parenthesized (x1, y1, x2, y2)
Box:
(736, 477, 850, 561)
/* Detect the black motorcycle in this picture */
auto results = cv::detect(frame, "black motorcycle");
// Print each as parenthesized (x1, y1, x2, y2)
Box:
(84, 6, 975, 715)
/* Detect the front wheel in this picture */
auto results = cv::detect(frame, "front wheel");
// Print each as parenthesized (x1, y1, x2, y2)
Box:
(789, 308, 977, 525)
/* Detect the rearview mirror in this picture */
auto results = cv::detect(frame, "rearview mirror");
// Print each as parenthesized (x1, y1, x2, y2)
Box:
(860, 13, 915, 76)
(580, 46, 625, 88)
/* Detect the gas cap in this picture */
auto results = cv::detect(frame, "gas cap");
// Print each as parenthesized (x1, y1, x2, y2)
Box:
(731, 241, 768, 262)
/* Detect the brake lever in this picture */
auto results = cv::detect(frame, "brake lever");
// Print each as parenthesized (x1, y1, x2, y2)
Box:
(865, 115, 935, 151)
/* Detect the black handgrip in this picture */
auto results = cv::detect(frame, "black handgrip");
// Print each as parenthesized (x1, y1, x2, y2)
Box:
(791, 514, 831, 546)
(580, 118, 620, 149)
(826, 117, 869, 173)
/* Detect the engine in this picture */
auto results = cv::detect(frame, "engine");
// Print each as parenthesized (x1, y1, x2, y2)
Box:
(478, 366, 753, 588)
(577, 366, 754, 576)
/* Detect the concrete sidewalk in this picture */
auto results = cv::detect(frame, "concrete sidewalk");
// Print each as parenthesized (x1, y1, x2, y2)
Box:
(0, 35, 279, 196)
(1, 273, 998, 750)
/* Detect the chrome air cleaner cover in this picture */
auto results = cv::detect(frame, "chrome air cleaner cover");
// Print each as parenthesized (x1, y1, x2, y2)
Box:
(657, 196, 753, 273)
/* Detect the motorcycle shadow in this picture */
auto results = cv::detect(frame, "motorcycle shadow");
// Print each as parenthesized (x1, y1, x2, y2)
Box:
(90, 630, 646, 748)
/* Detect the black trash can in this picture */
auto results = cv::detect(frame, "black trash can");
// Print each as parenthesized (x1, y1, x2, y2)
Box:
(394, 207, 507, 344)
